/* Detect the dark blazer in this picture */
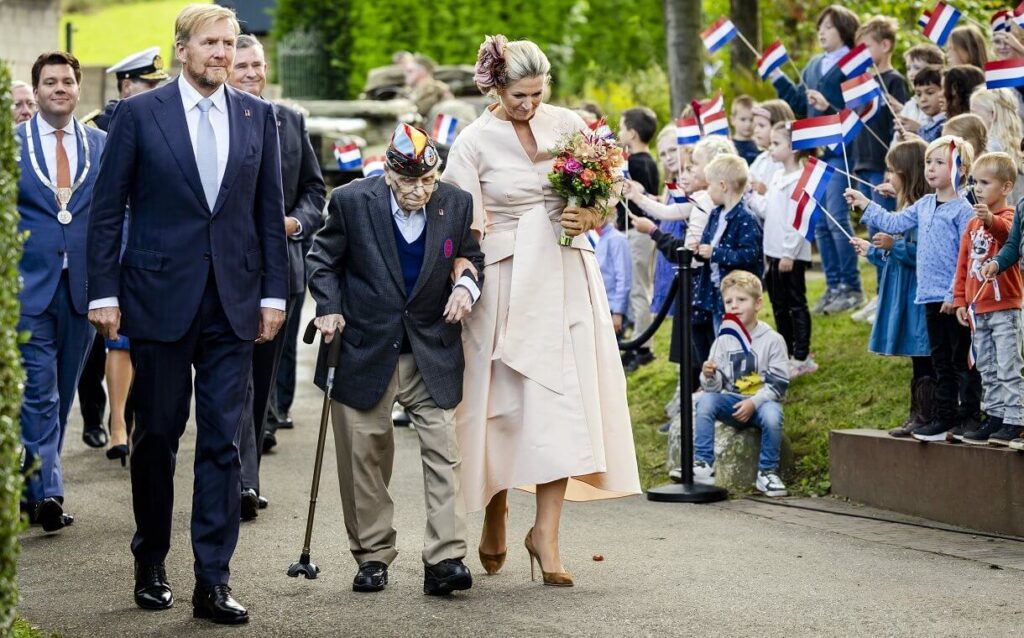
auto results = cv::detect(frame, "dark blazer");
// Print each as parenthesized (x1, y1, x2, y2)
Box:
(87, 78, 289, 342)
(306, 176, 483, 410)
(16, 117, 106, 316)
(693, 202, 763, 317)
(273, 103, 325, 295)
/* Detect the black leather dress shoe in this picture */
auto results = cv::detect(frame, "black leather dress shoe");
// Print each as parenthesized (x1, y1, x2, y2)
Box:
(82, 426, 108, 449)
(35, 498, 73, 532)
(261, 430, 277, 453)
(192, 584, 248, 624)
(257, 495, 268, 510)
(353, 561, 388, 592)
(271, 414, 294, 430)
(424, 558, 473, 596)
(240, 489, 259, 521)
(134, 562, 173, 610)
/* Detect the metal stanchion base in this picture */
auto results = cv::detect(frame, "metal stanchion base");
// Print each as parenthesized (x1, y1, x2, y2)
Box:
(647, 482, 729, 503)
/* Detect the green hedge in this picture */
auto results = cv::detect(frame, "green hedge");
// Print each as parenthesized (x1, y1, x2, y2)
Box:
(0, 61, 26, 634)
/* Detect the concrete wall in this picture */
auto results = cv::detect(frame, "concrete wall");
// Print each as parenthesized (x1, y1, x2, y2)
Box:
(0, 0, 61, 83)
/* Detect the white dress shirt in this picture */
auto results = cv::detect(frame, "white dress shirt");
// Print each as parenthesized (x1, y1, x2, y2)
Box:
(388, 190, 479, 302)
(35, 114, 77, 269)
(89, 76, 286, 313)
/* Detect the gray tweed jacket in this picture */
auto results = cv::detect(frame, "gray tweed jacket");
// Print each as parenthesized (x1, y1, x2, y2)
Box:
(306, 176, 483, 410)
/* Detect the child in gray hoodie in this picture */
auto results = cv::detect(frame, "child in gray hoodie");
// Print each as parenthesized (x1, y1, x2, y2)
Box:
(693, 270, 791, 496)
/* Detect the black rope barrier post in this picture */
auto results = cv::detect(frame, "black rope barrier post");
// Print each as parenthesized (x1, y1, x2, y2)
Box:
(648, 247, 729, 503)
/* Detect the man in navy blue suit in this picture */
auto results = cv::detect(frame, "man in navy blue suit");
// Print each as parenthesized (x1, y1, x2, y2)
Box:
(15, 51, 105, 533)
(87, 4, 287, 624)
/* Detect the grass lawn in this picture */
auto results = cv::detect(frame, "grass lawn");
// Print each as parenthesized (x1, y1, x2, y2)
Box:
(61, 0, 209, 66)
(628, 263, 909, 496)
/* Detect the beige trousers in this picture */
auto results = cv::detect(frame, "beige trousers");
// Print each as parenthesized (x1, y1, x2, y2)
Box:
(629, 229, 656, 345)
(331, 354, 467, 566)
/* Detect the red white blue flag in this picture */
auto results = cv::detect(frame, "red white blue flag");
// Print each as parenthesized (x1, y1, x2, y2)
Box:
(949, 139, 962, 187)
(719, 313, 752, 355)
(838, 43, 873, 78)
(857, 96, 882, 123)
(827, 108, 864, 152)
(1014, 2, 1024, 28)
(362, 155, 385, 177)
(757, 40, 789, 80)
(666, 182, 688, 204)
(992, 10, 1012, 33)
(334, 142, 362, 171)
(701, 111, 730, 137)
(984, 59, 1024, 89)
(701, 17, 738, 53)
(792, 190, 824, 242)
(676, 117, 701, 145)
(697, 92, 725, 119)
(590, 120, 614, 140)
(431, 113, 459, 145)
(841, 73, 882, 110)
(966, 303, 978, 369)
(918, 10, 932, 29)
(790, 114, 843, 150)
(791, 156, 836, 204)
(923, 2, 961, 46)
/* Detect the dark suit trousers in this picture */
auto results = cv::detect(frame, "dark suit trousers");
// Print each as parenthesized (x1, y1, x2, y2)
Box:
(239, 296, 295, 492)
(129, 273, 252, 585)
(18, 273, 95, 502)
(273, 292, 305, 417)
(77, 333, 107, 429)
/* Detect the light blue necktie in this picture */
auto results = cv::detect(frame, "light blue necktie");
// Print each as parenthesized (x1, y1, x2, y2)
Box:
(196, 97, 218, 210)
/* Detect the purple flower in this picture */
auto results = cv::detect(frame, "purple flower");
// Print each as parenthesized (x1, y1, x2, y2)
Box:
(564, 157, 583, 174)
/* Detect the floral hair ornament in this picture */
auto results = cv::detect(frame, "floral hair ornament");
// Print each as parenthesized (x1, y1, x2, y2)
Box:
(474, 34, 509, 94)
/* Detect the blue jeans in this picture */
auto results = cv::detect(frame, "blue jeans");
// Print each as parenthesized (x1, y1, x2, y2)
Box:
(857, 169, 892, 285)
(816, 156, 862, 292)
(694, 392, 784, 471)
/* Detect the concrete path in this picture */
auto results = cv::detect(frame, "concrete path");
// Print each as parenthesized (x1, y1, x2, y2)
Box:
(15, 303, 1024, 637)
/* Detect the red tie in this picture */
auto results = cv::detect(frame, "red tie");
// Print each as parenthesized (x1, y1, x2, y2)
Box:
(54, 129, 70, 188)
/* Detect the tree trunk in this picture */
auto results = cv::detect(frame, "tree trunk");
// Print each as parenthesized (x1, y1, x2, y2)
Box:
(730, 0, 759, 74)
(663, 0, 704, 118)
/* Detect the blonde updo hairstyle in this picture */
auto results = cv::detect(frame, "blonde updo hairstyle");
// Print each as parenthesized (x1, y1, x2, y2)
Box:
(474, 34, 551, 96)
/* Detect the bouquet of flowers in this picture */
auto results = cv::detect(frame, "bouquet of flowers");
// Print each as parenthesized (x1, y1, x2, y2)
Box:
(548, 121, 626, 246)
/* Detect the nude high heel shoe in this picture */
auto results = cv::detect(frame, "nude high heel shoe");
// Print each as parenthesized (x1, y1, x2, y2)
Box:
(524, 527, 573, 587)
(479, 505, 508, 575)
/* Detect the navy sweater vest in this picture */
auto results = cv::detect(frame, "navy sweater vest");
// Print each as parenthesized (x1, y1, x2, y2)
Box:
(392, 216, 427, 353)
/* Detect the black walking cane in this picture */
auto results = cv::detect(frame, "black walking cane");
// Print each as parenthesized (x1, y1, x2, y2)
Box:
(647, 247, 729, 503)
(287, 320, 342, 579)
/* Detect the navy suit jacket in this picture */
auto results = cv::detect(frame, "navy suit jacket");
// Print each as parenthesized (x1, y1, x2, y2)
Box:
(87, 79, 288, 342)
(16, 116, 106, 316)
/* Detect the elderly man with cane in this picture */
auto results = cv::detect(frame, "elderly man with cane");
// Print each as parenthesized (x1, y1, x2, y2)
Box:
(305, 123, 483, 595)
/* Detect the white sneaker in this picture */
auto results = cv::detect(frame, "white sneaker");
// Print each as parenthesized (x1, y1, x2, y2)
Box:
(755, 471, 787, 497)
(790, 357, 819, 378)
(850, 296, 878, 322)
(692, 460, 715, 485)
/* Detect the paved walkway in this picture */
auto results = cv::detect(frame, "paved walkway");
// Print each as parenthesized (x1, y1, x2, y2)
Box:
(15, 303, 1024, 637)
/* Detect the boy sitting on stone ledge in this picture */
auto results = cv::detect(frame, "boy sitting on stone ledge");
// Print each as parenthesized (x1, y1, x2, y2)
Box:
(694, 270, 790, 497)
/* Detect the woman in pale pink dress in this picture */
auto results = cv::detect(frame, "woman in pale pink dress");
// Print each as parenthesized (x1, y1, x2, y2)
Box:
(442, 35, 641, 587)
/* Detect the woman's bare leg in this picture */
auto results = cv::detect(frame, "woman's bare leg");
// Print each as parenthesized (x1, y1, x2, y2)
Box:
(480, 489, 508, 555)
(532, 478, 568, 573)
(105, 350, 132, 448)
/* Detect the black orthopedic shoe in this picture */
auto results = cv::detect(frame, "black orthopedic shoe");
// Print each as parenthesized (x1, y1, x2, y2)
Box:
(134, 561, 173, 610)
(353, 561, 388, 592)
(424, 558, 473, 596)
(192, 584, 248, 624)
(35, 497, 73, 532)
(240, 489, 259, 521)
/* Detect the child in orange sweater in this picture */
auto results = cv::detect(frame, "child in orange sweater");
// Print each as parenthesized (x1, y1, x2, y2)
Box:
(954, 152, 1024, 446)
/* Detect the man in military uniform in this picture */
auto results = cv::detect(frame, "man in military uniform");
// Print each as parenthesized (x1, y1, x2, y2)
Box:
(82, 46, 169, 132)
(76, 47, 169, 451)
(402, 54, 452, 121)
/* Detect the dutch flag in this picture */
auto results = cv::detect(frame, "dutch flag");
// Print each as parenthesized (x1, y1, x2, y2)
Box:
(827, 108, 864, 152)
(1014, 2, 1024, 28)
(918, 10, 932, 29)
(841, 73, 883, 110)
(838, 43, 873, 78)
(949, 140, 962, 187)
(923, 2, 961, 47)
(984, 58, 1024, 89)
(993, 10, 1011, 33)
(362, 155, 385, 177)
(665, 182, 688, 204)
(857, 96, 881, 123)
(591, 120, 615, 140)
(334, 142, 362, 171)
(718, 313, 753, 355)
(697, 92, 725, 118)
(790, 114, 843, 151)
(967, 303, 978, 369)
(701, 17, 738, 54)
(791, 156, 836, 204)
(676, 116, 701, 145)
(701, 111, 730, 137)
(792, 190, 824, 243)
(432, 113, 459, 145)
(757, 40, 790, 80)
